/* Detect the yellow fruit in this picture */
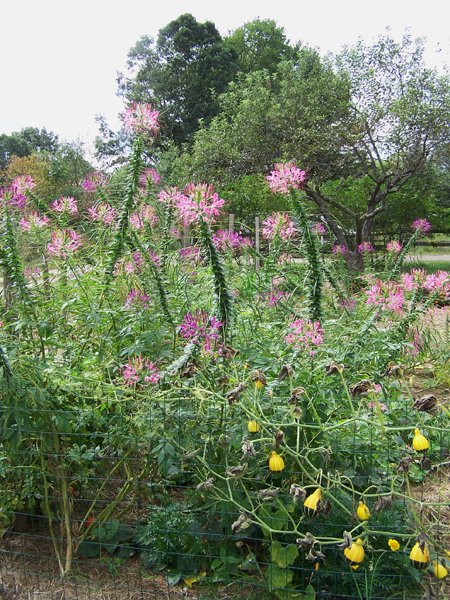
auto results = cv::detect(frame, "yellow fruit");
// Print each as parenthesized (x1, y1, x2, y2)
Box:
(412, 428, 429, 452)
(356, 501, 370, 521)
(303, 488, 322, 515)
(255, 379, 264, 390)
(388, 539, 400, 552)
(409, 541, 430, 569)
(268, 451, 285, 472)
(247, 420, 260, 433)
(433, 561, 448, 579)
(344, 539, 365, 565)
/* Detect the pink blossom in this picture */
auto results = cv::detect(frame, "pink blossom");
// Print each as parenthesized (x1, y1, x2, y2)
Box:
(158, 187, 186, 207)
(332, 244, 347, 255)
(52, 196, 78, 214)
(267, 289, 288, 306)
(311, 222, 327, 235)
(366, 280, 404, 314)
(24, 266, 41, 278)
(386, 240, 402, 253)
(47, 229, 81, 258)
(149, 251, 161, 268)
(125, 288, 151, 308)
(368, 400, 388, 413)
(19, 211, 50, 231)
(212, 229, 252, 252)
(179, 310, 222, 353)
(412, 218, 431, 234)
(262, 212, 296, 240)
(130, 205, 158, 229)
(123, 102, 160, 137)
(266, 162, 306, 194)
(285, 319, 324, 353)
(139, 168, 161, 188)
(122, 355, 160, 386)
(173, 183, 225, 225)
(82, 172, 108, 192)
(4, 175, 35, 210)
(179, 246, 201, 262)
(358, 241, 374, 253)
(400, 269, 426, 292)
(88, 202, 116, 226)
(422, 270, 450, 300)
(339, 298, 356, 311)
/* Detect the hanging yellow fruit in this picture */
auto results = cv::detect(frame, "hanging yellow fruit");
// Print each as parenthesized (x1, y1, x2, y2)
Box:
(303, 488, 322, 515)
(412, 429, 429, 452)
(255, 379, 264, 390)
(356, 501, 370, 521)
(268, 451, 285, 472)
(344, 539, 365, 565)
(433, 561, 448, 579)
(409, 541, 430, 569)
(247, 420, 260, 433)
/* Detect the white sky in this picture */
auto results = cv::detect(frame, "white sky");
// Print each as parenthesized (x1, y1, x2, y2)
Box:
(1, 0, 449, 151)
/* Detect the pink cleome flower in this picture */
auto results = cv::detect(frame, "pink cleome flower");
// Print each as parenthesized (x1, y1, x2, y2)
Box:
(285, 319, 324, 354)
(52, 196, 78, 214)
(400, 269, 426, 292)
(139, 167, 161, 188)
(129, 205, 158, 229)
(125, 288, 151, 309)
(358, 241, 374, 253)
(4, 175, 35, 210)
(123, 102, 160, 137)
(88, 202, 117, 226)
(411, 218, 431, 234)
(267, 289, 289, 307)
(212, 230, 252, 252)
(82, 172, 108, 192)
(47, 229, 81, 258)
(179, 246, 201, 263)
(262, 212, 296, 240)
(179, 310, 222, 353)
(122, 355, 160, 386)
(332, 244, 347, 255)
(422, 270, 450, 300)
(266, 162, 306, 194)
(386, 240, 402, 253)
(173, 183, 225, 225)
(19, 211, 50, 231)
(366, 280, 405, 314)
(158, 187, 186, 207)
(311, 222, 327, 235)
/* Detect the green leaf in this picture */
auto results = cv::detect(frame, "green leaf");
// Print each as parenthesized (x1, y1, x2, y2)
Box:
(271, 541, 299, 568)
(267, 563, 293, 591)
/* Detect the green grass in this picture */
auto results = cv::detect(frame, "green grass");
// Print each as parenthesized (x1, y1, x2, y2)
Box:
(404, 260, 449, 273)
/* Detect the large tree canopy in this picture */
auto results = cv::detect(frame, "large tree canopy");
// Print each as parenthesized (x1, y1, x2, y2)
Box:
(174, 34, 449, 262)
(118, 13, 238, 147)
(0, 127, 59, 169)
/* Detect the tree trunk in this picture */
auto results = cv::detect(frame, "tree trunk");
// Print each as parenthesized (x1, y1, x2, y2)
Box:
(345, 250, 364, 272)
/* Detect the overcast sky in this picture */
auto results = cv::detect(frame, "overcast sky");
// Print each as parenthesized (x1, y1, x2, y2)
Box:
(1, 0, 448, 151)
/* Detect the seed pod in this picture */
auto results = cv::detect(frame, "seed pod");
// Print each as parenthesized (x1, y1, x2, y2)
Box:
(326, 362, 344, 375)
(227, 383, 246, 404)
(274, 429, 284, 445)
(278, 364, 294, 381)
(413, 394, 439, 415)
(350, 380, 373, 396)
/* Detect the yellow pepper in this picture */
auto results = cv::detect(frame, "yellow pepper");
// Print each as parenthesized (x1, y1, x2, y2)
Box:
(247, 420, 260, 433)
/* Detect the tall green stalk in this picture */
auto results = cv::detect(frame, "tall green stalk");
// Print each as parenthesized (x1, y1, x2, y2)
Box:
(291, 193, 323, 322)
(104, 136, 144, 286)
(198, 217, 232, 339)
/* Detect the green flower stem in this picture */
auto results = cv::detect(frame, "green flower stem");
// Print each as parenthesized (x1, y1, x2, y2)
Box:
(291, 191, 323, 322)
(104, 135, 143, 287)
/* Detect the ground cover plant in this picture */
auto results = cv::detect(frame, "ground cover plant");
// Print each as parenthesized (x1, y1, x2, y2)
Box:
(0, 103, 449, 600)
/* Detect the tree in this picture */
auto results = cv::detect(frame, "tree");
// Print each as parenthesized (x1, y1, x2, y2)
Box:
(177, 34, 450, 266)
(0, 127, 59, 169)
(223, 19, 299, 75)
(118, 14, 238, 147)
